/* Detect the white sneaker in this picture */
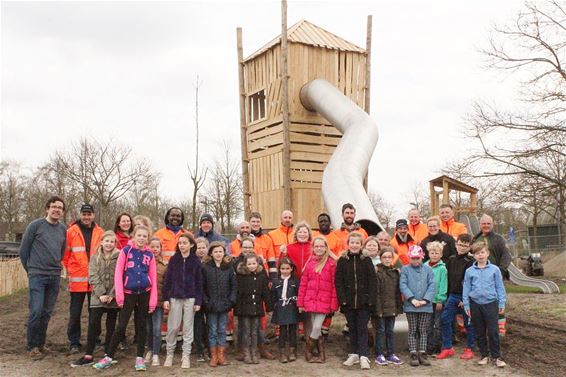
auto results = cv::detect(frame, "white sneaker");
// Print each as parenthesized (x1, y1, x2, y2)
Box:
(144, 351, 153, 363)
(478, 357, 489, 365)
(495, 358, 506, 368)
(360, 356, 371, 370)
(164, 354, 173, 367)
(181, 355, 190, 369)
(343, 354, 360, 366)
(151, 355, 160, 366)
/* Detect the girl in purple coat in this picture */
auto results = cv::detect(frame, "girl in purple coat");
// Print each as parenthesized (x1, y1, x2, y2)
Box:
(297, 236, 338, 363)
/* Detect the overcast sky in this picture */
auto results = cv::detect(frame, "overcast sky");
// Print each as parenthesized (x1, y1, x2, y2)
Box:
(1, 0, 523, 219)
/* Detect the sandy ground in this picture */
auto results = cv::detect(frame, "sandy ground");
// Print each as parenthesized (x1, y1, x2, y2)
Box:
(2, 289, 562, 377)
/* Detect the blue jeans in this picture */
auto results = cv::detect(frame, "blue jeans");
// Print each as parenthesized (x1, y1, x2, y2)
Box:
(27, 274, 60, 350)
(344, 309, 370, 357)
(146, 307, 163, 354)
(208, 312, 228, 347)
(375, 316, 395, 356)
(441, 293, 475, 349)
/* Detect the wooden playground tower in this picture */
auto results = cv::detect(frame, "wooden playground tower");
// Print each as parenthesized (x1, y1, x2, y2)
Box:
(429, 175, 478, 216)
(237, 6, 373, 229)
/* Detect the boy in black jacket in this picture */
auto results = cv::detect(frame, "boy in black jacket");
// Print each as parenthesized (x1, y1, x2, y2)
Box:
(437, 234, 475, 360)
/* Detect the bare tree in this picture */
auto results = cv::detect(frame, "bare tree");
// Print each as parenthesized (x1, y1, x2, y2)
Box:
(0, 161, 27, 239)
(188, 75, 208, 231)
(368, 191, 395, 232)
(50, 137, 159, 228)
(202, 141, 243, 233)
(407, 183, 432, 219)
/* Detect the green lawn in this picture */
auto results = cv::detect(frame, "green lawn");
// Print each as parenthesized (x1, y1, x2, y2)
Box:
(505, 282, 565, 294)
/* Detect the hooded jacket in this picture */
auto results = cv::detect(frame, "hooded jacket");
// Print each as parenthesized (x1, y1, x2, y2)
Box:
(297, 256, 338, 314)
(375, 264, 403, 317)
(446, 252, 475, 295)
(285, 241, 312, 279)
(390, 233, 416, 266)
(472, 231, 512, 273)
(400, 263, 435, 313)
(425, 259, 448, 304)
(335, 251, 377, 312)
(89, 248, 120, 308)
(196, 228, 231, 255)
(234, 263, 272, 316)
(63, 222, 104, 292)
(420, 230, 457, 262)
(271, 275, 300, 325)
(440, 218, 468, 239)
(162, 251, 204, 306)
(268, 224, 294, 258)
(203, 257, 237, 313)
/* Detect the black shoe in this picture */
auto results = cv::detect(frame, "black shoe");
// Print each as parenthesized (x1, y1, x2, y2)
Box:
(69, 345, 81, 355)
(119, 340, 129, 351)
(410, 352, 419, 367)
(418, 352, 431, 366)
(71, 355, 94, 367)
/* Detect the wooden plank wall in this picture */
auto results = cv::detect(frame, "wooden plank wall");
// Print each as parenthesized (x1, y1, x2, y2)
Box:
(243, 42, 367, 229)
(0, 258, 28, 296)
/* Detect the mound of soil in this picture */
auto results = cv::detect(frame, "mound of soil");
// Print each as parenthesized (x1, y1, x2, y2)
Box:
(543, 251, 566, 277)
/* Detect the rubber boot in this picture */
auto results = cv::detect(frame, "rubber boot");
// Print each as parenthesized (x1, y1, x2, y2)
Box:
(319, 336, 326, 363)
(305, 337, 313, 362)
(251, 348, 260, 364)
(217, 346, 228, 366)
(235, 344, 245, 361)
(309, 338, 322, 363)
(209, 346, 218, 367)
(279, 347, 288, 363)
(258, 343, 275, 360)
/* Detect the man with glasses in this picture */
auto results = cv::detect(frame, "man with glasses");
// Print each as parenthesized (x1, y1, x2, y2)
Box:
(20, 196, 67, 360)
(420, 216, 456, 262)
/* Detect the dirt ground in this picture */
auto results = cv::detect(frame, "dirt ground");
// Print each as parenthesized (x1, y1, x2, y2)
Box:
(1, 289, 563, 377)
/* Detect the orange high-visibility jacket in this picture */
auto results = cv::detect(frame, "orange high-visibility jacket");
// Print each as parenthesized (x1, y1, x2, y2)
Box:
(312, 230, 343, 256)
(440, 219, 468, 239)
(268, 224, 294, 258)
(408, 222, 429, 244)
(231, 234, 275, 261)
(333, 226, 368, 251)
(153, 227, 192, 262)
(63, 223, 104, 292)
(390, 234, 416, 266)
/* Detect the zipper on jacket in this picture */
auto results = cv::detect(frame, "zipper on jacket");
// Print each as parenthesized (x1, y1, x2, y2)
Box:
(354, 254, 358, 308)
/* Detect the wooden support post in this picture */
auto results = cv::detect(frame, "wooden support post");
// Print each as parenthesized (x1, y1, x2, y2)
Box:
(281, 0, 292, 210)
(237, 27, 251, 219)
(362, 15, 372, 193)
(429, 181, 437, 215)
(442, 180, 449, 205)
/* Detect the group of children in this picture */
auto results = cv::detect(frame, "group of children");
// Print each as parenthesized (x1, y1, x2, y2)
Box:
(69, 223, 507, 371)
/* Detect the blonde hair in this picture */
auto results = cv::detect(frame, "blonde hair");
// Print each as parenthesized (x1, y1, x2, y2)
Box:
(312, 236, 330, 274)
(426, 216, 441, 226)
(195, 237, 209, 247)
(132, 225, 150, 237)
(96, 230, 118, 263)
(471, 241, 488, 255)
(293, 222, 312, 243)
(426, 241, 444, 254)
(347, 231, 364, 245)
(133, 215, 153, 234)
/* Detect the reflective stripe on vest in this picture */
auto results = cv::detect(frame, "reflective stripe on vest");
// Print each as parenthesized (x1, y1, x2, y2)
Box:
(162, 250, 176, 257)
(69, 277, 89, 282)
(71, 246, 86, 252)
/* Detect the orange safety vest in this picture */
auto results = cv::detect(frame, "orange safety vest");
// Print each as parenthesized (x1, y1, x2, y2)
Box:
(63, 223, 104, 292)
(408, 222, 429, 244)
(390, 234, 416, 266)
(440, 219, 468, 240)
(268, 225, 294, 258)
(312, 230, 343, 256)
(153, 227, 191, 262)
(333, 226, 368, 251)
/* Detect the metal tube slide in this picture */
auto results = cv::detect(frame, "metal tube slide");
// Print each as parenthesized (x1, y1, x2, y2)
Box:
(508, 263, 560, 294)
(300, 79, 383, 235)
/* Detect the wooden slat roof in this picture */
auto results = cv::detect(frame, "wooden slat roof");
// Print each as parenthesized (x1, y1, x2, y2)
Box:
(429, 175, 478, 194)
(244, 19, 365, 62)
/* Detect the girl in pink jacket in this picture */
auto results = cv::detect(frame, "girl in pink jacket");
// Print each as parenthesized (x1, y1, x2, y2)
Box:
(94, 225, 157, 371)
(297, 236, 338, 363)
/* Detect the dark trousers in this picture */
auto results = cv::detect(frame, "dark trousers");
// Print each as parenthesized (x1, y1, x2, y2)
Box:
(427, 303, 443, 353)
(67, 291, 91, 347)
(27, 274, 60, 350)
(470, 300, 501, 359)
(240, 316, 260, 349)
(278, 324, 297, 348)
(85, 307, 119, 355)
(193, 310, 208, 354)
(375, 316, 395, 356)
(107, 293, 149, 358)
(344, 309, 370, 357)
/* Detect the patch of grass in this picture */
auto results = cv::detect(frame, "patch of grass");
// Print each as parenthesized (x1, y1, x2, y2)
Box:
(505, 282, 566, 294)
(0, 287, 27, 302)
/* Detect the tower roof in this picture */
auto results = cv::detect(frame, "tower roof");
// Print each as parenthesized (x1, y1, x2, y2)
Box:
(244, 19, 365, 62)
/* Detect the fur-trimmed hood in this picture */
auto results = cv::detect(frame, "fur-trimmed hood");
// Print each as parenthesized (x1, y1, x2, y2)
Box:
(340, 250, 368, 260)
(204, 255, 233, 270)
(237, 261, 264, 275)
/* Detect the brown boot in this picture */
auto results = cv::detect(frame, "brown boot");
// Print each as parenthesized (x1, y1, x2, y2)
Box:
(279, 347, 288, 363)
(217, 345, 228, 366)
(319, 336, 326, 363)
(235, 344, 245, 361)
(305, 337, 314, 362)
(251, 348, 260, 364)
(309, 338, 322, 363)
(258, 344, 275, 360)
(243, 348, 253, 364)
(288, 346, 297, 362)
(209, 346, 218, 367)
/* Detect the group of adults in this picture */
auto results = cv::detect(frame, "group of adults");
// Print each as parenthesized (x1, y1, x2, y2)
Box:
(19, 195, 511, 358)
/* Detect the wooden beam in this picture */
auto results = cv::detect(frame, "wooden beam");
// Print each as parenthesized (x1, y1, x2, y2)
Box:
(237, 27, 251, 219)
(281, 0, 292, 211)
